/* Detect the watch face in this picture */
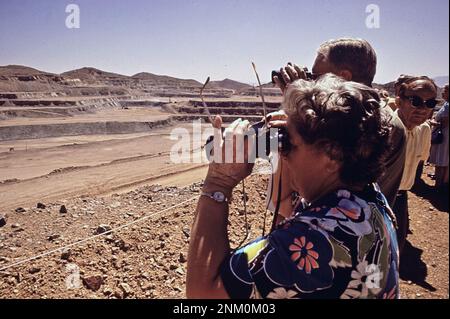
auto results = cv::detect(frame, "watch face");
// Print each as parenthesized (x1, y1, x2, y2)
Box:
(213, 192, 225, 202)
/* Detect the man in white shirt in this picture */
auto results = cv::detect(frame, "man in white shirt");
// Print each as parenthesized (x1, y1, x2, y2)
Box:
(392, 76, 438, 254)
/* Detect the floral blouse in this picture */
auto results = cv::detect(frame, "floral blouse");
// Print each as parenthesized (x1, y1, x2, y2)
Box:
(220, 186, 400, 299)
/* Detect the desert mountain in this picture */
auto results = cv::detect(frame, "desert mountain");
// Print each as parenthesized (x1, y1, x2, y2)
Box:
(0, 65, 222, 95)
(131, 72, 202, 87)
(3, 65, 445, 97)
(0, 65, 55, 77)
(209, 78, 251, 91)
(61, 67, 128, 82)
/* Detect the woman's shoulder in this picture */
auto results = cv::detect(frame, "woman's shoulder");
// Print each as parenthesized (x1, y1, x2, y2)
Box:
(222, 187, 398, 299)
(267, 189, 399, 298)
(418, 121, 432, 134)
(289, 189, 378, 237)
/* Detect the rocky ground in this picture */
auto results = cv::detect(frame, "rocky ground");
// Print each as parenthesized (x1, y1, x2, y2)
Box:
(0, 172, 272, 299)
(0, 165, 448, 299)
(398, 164, 449, 299)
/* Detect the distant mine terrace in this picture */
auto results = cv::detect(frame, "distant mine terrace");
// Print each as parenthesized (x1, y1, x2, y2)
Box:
(0, 93, 282, 141)
(0, 65, 285, 142)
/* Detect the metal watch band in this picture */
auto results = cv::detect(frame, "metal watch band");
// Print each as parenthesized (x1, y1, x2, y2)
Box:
(200, 191, 229, 203)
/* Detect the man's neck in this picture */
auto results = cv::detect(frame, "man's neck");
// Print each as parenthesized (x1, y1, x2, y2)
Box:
(397, 110, 416, 131)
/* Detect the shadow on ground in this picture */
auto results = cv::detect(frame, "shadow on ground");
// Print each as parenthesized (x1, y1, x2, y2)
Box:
(400, 241, 437, 292)
(410, 178, 449, 213)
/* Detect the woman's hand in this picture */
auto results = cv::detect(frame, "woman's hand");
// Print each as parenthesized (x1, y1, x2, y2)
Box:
(204, 116, 255, 193)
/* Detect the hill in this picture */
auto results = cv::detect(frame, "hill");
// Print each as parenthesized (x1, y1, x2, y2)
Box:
(209, 78, 251, 92)
(0, 65, 54, 77)
(61, 67, 128, 82)
(131, 72, 202, 87)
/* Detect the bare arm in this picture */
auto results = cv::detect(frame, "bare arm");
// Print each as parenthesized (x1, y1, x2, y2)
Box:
(186, 181, 232, 299)
(186, 117, 254, 299)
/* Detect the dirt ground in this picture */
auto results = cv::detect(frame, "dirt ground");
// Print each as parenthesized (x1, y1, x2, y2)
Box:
(0, 94, 447, 299)
(398, 164, 449, 299)
(0, 163, 447, 299)
(0, 107, 170, 127)
(0, 121, 211, 211)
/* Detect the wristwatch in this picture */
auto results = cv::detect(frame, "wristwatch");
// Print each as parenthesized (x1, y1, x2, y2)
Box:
(201, 191, 229, 203)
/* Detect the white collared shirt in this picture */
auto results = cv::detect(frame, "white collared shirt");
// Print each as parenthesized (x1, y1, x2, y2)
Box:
(394, 110, 431, 191)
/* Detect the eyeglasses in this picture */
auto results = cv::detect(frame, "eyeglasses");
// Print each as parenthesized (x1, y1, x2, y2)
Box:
(402, 95, 438, 109)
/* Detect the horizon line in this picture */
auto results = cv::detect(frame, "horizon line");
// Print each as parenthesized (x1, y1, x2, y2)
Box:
(1, 63, 449, 87)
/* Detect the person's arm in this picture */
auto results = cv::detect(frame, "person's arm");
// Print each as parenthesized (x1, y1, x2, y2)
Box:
(186, 181, 232, 299)
(186, 117, 254, 299)
(421, 124, 432, 162)
(435, 104, 449, 127)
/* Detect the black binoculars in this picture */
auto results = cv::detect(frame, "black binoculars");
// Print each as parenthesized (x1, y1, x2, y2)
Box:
(204, 120, 291, 161)
(271, 67, 315, 87)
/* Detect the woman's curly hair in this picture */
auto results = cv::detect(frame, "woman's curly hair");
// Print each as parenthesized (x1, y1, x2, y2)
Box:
(283, 74, 391, 187)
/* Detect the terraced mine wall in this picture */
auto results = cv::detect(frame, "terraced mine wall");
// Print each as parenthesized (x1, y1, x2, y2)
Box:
(188, 100, 281, 109)
(0, 105, 95, 119)
(240, 88, 282, 96)
(176, 106, 277, 116)
(0, 97, 122, 120)
(170, 100, 283, 123)
(152, 92, 231, 98)
(173, 114, 264, 123)
(0, 118, 173, 141)
(0, 97, 121, 108)
(120, 100, 166, 107)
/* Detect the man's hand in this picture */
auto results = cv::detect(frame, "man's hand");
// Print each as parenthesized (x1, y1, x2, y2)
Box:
(272, 62, 308, 94)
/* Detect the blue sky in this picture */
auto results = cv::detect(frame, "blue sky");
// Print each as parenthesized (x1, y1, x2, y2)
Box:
(0, 0, 448, 84)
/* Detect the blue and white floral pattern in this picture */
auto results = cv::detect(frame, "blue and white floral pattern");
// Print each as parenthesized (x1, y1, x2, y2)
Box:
(220, 186, 400, 299)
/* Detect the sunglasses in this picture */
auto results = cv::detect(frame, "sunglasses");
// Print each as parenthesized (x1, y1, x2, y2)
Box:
(402, 95, 438, 109)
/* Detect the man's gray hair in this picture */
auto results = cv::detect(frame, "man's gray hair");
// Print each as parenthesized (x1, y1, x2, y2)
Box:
(318, 38, 377, 87)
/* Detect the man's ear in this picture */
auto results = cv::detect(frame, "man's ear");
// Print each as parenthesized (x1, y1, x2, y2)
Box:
(339, 70, 353, 81)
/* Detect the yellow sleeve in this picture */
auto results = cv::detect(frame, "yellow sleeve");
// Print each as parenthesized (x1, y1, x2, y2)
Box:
(421, 124, 431, 161)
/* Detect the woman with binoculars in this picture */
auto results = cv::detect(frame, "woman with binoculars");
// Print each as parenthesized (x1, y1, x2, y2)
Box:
(186, 74, 399, 299)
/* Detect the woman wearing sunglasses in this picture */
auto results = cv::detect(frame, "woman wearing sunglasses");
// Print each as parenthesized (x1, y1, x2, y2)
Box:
(392, 75, 438, 254)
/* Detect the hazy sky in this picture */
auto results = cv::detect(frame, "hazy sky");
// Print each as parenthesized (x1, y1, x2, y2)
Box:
(0, 0, 448, 84)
